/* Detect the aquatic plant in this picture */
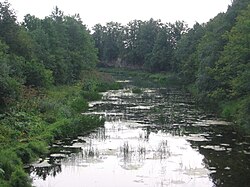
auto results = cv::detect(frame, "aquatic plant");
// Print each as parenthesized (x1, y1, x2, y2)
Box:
(132, 87, 142, 94)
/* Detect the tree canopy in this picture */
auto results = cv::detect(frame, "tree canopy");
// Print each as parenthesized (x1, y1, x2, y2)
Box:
(92, 0, 250, 128)
(92, 19, 188, 71)
(0, 2, 98, 108)
(0, 0, 249, 128)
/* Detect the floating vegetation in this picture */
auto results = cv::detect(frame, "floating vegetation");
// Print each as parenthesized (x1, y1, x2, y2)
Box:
(31, 87, 250, 187)
(132, 87, 143, 94)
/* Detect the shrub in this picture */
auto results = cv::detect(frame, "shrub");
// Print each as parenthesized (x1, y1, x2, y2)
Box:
(0, 124, 13, 146)
(221, 100, 240, 121)
(23, 60, 53, 88)
(237, 96, 250, 131)
(0, 168, 4, 179)
(72, 115, 105, 134)
(49, 115, 104, 139)
(0, 150, 22, 180)
(15, 145, 33, 164)
(132, 87, 142, 94)
(27, 141, 48, 156)
(9, 168, 31, 187)
(70, 97, 88, 113)
(0, 179, 8, 187)
(96, 82, 121, 92)
(57, 105, 72, 118)
(82, 79, 97, 92)
(49, 118, 72, 139)
(0, 63, 21, 108)
(38, 100, 57, 114)
(81, 91, 102, 101)
(14, 141, 48, 164)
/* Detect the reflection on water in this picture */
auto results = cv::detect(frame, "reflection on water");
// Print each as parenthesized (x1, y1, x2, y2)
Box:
(30, 87, 250, 187)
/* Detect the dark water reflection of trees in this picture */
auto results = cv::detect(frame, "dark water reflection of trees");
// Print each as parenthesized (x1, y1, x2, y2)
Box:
(30, 88, 250, 187)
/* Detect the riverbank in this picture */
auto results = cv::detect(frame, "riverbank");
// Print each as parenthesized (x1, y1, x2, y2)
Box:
(31, 77, 250, 187)
(101, 67, 250, 134)
(0, 70, 120, 186)
(99, 68, 182, 88)
(187, 83, 250, 134)
(1, 67, 248, 186)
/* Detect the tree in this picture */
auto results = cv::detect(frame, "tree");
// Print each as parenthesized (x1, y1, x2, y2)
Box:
(93, 22, 123, 64)
(175, 23, 205, 83)
(0, 40, 21, 108)
(122, 20, 143, 65)
(135, 19, 161, 66)
(23, 60, 53, 88)
(212, 4, 250, 100)
(0, 1, 18, 51)
(146, 25, 174, 72)
(194, 13, 230, 101)
(23, 8, 98, 84)
(92, 24, 105, 61)
(0, 1, 33, 60)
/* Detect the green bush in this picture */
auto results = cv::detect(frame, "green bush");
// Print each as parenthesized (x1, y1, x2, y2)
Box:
(0, 78, 107, 186)
(38, 100, 57, 113)
(81, 91, 102, 101)
(96, 82, 121, 92)
(72, 115, 105, 133)
(14, 141, 48, 164)
(0, 168, 5, 179)
(70, 97, 88, 113)
(221, 100, 240, 121)
(27, 141, 48, 156)
(49, 118, 72, 139)
(9, 168, 31, 187)
(132, 87, 142, 94)
(0, 179, 8, 187)
(220, 96, 250, 132)
(23, 60, 53, 88)
(49, 115, 104, 139)
(0, 63, 21, 108)
(15, 146, 33, 164)
(0, 150, 22, 180)
(0, 124, 13, 146)
(82, 79, 97, 92)
(57, 105, 72, 118)
(1, 112, 45, 141)
(237, 96, 250, 131)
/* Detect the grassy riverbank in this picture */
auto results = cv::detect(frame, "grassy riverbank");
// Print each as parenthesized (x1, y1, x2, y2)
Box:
(0, 71, 120, 187)
(187, 83, 250, 134)
(99, 68, 182, 88)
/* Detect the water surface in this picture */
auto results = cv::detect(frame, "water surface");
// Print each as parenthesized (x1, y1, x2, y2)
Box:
(30, 85, 250, 187)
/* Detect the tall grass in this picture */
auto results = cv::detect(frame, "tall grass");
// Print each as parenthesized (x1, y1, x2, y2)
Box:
(0, 70, 118, 186)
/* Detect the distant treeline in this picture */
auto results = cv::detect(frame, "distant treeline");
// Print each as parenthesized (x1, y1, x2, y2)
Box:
(92, 0, 250, 130)
(0, 0, 249, 127)
(0, 0, 249, 185)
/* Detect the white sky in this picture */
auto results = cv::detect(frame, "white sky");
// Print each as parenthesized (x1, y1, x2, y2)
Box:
(7, 0, 232, 28)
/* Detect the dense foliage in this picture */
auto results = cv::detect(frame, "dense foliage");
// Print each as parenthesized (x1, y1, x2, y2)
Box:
(0, 1, 104, 186)
(0, 0, 250, 185)
(176, 0, 250, 129)
(93, 0, 250, 130)
(92, 19, 188, 71)
(0, 79, 108, 186)
(0, 1, 98, 109)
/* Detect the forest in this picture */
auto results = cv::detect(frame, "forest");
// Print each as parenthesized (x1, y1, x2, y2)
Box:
(0, 0, 249, 186)
(92, 0, 250, 129)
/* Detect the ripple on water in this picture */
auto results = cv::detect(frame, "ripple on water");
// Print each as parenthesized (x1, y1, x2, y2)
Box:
(31, 87, 248, 187)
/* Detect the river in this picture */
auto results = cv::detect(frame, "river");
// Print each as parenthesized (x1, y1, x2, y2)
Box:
(29, 80, 250, 187)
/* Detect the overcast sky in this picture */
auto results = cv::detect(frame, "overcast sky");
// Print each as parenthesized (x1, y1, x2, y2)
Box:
(8, 0, 232, 28)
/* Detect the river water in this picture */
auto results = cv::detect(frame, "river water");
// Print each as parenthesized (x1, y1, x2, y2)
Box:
(30, 81, 250, 187)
